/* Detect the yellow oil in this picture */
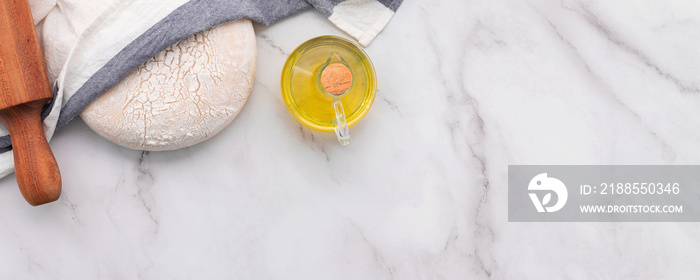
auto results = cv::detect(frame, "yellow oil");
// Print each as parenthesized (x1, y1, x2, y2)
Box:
(282, 36, 376, 132)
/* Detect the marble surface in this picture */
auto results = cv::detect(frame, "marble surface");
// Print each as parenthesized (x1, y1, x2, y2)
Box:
(2, 0, 700, 278)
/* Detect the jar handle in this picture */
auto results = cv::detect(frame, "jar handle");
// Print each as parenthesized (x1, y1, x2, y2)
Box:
(332, 99, 350, 145)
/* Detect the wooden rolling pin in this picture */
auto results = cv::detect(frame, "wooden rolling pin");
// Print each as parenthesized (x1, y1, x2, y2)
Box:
(0, 0, 61, 205)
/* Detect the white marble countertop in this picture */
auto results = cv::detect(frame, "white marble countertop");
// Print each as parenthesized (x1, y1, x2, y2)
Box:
(2, 1, 700, 279)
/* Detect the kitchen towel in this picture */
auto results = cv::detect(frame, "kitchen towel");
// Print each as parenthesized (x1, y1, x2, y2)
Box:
(0, 0, 402, 178)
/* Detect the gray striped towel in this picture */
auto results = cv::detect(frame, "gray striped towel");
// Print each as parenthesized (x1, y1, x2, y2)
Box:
(0, 0, 402, 178)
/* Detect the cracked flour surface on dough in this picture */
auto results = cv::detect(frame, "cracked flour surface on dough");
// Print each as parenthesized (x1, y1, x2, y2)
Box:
(80, 19, 256, 151)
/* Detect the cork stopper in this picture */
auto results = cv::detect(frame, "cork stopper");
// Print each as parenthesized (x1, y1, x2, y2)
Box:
(320, 63, 353, 96)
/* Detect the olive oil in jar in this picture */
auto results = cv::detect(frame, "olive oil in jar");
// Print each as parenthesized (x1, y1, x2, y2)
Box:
(281, 36, 376, 132)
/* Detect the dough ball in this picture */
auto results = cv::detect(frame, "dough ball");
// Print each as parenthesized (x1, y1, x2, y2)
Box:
(80, 19, 256, 151)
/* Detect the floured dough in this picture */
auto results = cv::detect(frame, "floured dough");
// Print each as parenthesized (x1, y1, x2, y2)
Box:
(80, 19, 256, 151)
